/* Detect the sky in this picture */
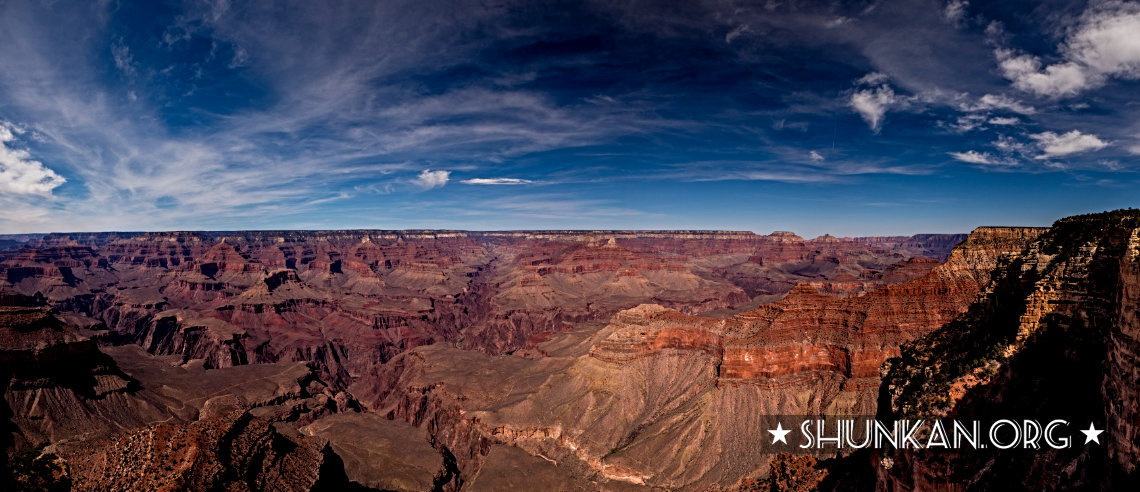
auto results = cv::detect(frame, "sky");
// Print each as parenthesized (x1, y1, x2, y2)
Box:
(0, 0, 1138, 237)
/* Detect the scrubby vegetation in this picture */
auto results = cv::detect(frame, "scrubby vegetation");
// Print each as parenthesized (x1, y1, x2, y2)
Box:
(1039, 208, 1140, 259)
(880, 252, 1036, 417)
(738, 454, 828, 492)
(4, 447, 72, 491)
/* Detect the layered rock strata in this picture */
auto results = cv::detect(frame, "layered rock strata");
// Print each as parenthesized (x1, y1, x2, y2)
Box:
(0, 291, 373, 490)
(355, 227, 1040, 489)
(878, 210, 1140, 490)
(0, 230, 965, 389)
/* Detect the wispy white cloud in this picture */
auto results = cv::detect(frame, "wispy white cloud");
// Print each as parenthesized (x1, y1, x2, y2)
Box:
(110, 42, 135, 77)
(958, 93, 1035, 115)
(461, 177, 532, 185)
(698, 170, 843, 183)
(667, 155, 931, 184)
(948, 150, 992, 164)
(1098, 159, 1123, 171)
(725, 24, 749, 44)
(948, 113, 988, 132)
(988, 116, 1019, 125)
(228, 45, 249, 68)
(943, 0, 969, 26)
(947, 99, 1027, 132)
(947, 150, 1016, 167)
(850, 80, 897, 133)
(824, 17, 851, 29)
(856, 72, 889, 85)
(992, 135, 1031, 155)
(808, 150, 824, 161)
(0, 122, 66, 196)
(412, 169, 450, 189)
(1030, 130, 1110, 158)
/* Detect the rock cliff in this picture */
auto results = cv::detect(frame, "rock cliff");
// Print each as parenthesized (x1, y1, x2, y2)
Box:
(878, 210, 1140, 490)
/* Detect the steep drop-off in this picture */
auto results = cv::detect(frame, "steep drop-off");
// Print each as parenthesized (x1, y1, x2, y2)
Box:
(0, 229, 968, 490)
(354, 227, 1040, 489)
(878, 210, 1140, 490)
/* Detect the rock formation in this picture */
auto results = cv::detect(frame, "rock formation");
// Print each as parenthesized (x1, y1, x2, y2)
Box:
(877, 210, 1140, 490)
(0, 229, 968, 490)
(0, 230, 965, 388)
(22, 223, 1129, 489)
(66, 410, 346, 492)
(0, 289, 365, 490)
(352, 226, 1041, 489)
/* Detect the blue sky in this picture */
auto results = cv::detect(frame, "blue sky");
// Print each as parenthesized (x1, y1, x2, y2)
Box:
(0, 0, 1138, 236)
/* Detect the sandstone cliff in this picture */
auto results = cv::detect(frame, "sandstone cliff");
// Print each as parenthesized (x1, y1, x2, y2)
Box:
(878, 209, 1140, 490)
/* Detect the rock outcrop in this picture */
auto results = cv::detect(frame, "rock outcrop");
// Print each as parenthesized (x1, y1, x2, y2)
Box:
(878, 210, 1140, 490)
(0, 298, 148, 451)
(0, 289, 372, 490)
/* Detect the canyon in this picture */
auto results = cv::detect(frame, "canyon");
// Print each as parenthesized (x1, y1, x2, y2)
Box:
(0, 230, 964, 385)
(1, 219, 1131, 490)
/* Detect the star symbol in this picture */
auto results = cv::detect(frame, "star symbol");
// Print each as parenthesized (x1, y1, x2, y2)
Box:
(1080, 422, 1103, 445)
(769, 422, 792, 445)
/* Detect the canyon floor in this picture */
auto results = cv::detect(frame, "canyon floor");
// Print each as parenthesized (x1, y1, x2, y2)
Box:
(1, 218, 1136, 490)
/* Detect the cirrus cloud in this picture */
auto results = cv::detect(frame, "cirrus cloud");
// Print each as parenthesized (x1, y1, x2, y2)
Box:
(948, 150, 996, 164)
(461, 177, 533, 185)
(958, 93, 1035, 115)
(948, 150, 1016, 167)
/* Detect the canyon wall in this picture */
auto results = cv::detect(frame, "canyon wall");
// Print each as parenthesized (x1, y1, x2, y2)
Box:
(355, 226, 1041, 489)
(0, 230, 965, 388)
(7, 216, 1137, 490)
(879, 210, 1140, 490)
(0, 229, 971, 489)
(12, 224, 1103, 489)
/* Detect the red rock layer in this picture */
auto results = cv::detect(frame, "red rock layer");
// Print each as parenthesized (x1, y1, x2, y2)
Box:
(359, 227, 1045, 489)
(586, 227, 1048, 406)
(0, 230, 965, 389)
